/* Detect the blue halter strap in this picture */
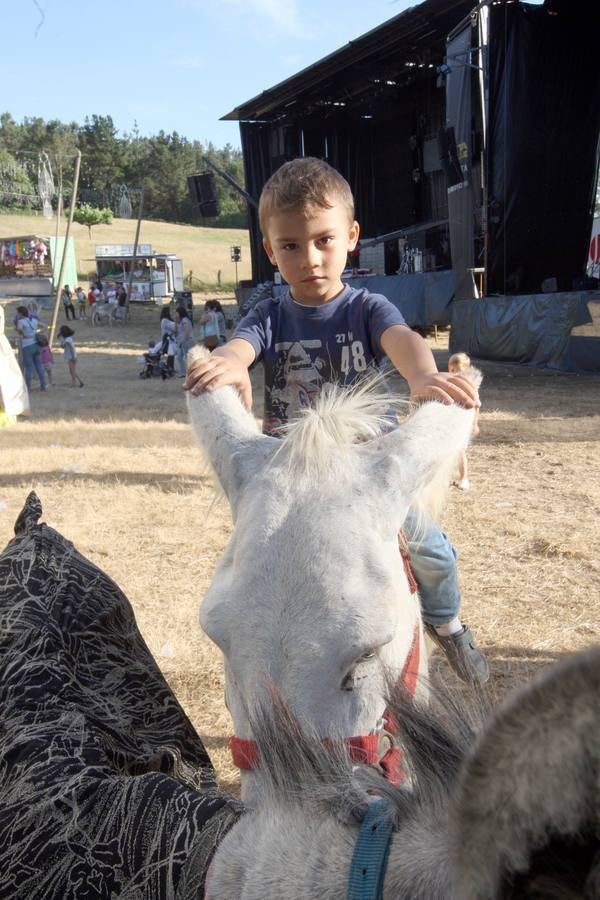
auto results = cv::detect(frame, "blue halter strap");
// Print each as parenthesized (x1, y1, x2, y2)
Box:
(347, 797, 395, 900)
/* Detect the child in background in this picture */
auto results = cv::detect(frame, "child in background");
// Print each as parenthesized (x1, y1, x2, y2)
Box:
(185, 156, 488, 684)
(140, 339, 166, 379)
(211, 300, 227, 345)
(58, 325, 84, 388)
(37, 334, 54, 387)
(448, 351, 481, 491)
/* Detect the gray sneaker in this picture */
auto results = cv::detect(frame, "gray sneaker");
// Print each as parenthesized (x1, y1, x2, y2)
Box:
(425, 623, 490, 684)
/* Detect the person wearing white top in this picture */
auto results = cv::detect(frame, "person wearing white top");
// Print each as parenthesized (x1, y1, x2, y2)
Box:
(15, 306, 46, 391)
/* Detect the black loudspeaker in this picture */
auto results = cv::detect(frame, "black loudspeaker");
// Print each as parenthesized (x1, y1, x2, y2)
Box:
(187, 173, 220, 217)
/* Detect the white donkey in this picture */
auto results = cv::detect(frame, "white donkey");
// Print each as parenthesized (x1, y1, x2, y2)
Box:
(187, 348, 476, 804)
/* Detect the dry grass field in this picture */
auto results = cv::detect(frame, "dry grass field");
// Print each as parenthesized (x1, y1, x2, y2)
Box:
(0, 212, 252, 288)
(1, 296, 599, 795)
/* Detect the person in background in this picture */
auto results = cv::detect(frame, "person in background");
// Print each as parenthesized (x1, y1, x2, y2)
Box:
(211, 300, 227, 345)
(198, 301, 220, 351)
(114, 285, 127, 322)
(76, 287, 87, 320)
(61, 285, 76, 321)
(159, 306, 177, 377)
(15, 306, 46, 392)
(175, 305, 195, 377)
(58, 325, 84, 388)
(37, 334, 54, 387)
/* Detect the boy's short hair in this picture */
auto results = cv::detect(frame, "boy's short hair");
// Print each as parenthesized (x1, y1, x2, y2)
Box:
(259, 157, 355, 235)
(448, 352, 471, 372)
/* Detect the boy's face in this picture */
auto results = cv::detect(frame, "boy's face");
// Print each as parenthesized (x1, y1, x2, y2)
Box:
(263, 202, 359, 305)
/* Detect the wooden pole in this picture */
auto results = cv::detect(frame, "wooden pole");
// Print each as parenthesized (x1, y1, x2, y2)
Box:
(52, 185, 62, 284)
(125, 188, 144, 318)
(49, 150, 81, 348)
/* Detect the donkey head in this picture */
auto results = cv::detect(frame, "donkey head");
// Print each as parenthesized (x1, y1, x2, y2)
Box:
(188, 353, 475, 802)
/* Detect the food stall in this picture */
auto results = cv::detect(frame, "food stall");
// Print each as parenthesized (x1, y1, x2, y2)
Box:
(0, 234, 77, 302)
(92, 244, 184, 303)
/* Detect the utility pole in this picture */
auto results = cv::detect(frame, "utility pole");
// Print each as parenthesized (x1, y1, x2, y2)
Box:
(49, 150, 81, 347)
(125, 187, 145, 318)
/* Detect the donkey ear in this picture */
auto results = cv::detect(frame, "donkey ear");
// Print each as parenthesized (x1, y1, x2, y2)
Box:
(367, 401, 474, 511)
(187, 376, 278, 507)
(448, 647, 600, 900)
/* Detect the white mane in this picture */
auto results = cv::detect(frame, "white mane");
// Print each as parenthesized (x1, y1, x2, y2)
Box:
(275, 375, 405, 478)
(273, 376, 463, 523)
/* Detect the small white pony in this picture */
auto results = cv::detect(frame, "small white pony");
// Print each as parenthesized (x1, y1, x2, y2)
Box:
(187, 347, 476, 804)
(90, 303, 117, 326)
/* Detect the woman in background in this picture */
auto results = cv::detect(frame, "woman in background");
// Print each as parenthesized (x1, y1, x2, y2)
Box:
(15, 306, 46, 392)
(174, 305, 195, 377)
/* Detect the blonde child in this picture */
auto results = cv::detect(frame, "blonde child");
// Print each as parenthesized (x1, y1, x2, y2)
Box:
(448, 352, 481, 490)
(184, 157, 488, 684)
(37, 333, 55, 387)
(58, 325, 84, 388)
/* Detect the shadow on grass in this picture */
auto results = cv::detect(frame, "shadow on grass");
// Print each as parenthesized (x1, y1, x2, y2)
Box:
(0, 470, 212, 493)
(428, 642, 593, 711)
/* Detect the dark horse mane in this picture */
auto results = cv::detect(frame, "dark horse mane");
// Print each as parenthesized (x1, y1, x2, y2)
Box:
(250, 650, 600, 899)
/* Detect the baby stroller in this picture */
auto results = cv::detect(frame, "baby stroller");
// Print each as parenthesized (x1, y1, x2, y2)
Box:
(139, 346, 169, 380)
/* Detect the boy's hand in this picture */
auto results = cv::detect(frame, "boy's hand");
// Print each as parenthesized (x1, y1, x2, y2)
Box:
(183, 352, 253, 410)
(408, 372, 480, 408)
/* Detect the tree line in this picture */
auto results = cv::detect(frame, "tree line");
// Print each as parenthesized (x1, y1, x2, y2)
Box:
(0, 112, 248, 228)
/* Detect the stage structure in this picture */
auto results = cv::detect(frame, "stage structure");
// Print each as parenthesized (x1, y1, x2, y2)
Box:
(222, 0, 600, 371)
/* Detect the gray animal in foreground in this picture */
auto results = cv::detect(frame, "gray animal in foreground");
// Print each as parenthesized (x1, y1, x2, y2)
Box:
(206, 646, 600, 899)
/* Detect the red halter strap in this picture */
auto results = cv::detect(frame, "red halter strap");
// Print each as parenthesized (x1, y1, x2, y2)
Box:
(229, 621, 421, 785)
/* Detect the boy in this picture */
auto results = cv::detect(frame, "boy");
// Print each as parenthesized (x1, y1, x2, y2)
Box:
(184, 157, 488, 683)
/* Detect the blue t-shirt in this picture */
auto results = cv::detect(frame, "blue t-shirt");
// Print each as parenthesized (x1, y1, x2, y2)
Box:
(234, 285, 407, 435)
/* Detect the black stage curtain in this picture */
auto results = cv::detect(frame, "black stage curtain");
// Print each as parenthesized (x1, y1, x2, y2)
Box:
(240, 123, 275, 284)
(487, 0, 600, 295)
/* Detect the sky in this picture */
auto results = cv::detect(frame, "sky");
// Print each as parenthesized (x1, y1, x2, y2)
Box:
(2, 0, 416, 151)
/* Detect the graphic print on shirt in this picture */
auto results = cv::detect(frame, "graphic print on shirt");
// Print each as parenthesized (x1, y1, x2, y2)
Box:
(265, 332, 369, 435)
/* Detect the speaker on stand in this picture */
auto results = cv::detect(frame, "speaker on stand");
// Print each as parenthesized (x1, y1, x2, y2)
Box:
(187, 173, 221, 218)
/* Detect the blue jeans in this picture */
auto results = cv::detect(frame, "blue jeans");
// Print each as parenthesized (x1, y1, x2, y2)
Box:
(177, 339, 195, 375)
(21, 343, 46, 391)
(403, 508, 460, 626)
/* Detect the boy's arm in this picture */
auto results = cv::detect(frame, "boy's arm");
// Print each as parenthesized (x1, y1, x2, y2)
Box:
(183, 337, 256, 410)
(380, 325, 479, 407)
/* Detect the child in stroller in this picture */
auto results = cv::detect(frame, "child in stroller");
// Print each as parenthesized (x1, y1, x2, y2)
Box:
(139, 340, 168, 380)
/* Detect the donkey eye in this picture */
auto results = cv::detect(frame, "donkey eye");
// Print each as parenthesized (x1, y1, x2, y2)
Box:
(341, 649, 378, 691)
